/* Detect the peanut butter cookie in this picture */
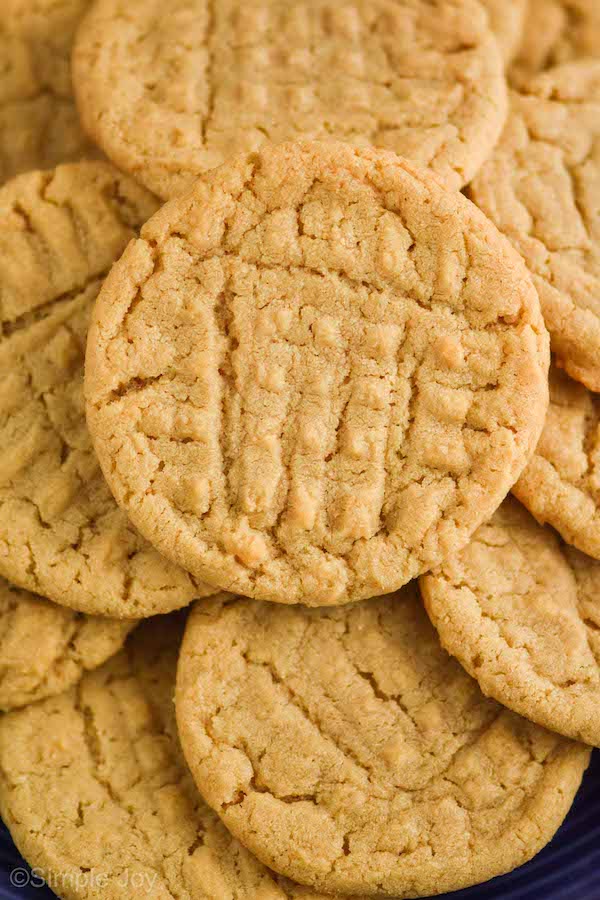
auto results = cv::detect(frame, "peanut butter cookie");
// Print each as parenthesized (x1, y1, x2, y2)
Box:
(0, 162, 214, 617)
(481, 0, 528, 64)
(513, 365, 600, 559)
(512, 0, 600, 82)
(0, 576, 134, 712)
(422, 497, 600, 746)
(72, 0, 507, 199)
(470, 61, 600, 391)
(86, 141, 549, 607)
(0, 0, 95, 185)
(0, 616, 361, 899)
(176, 588, 589, 897)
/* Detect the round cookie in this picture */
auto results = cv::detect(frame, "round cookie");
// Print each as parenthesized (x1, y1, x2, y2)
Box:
(176, 588, 589, 897)
(0, 576, 135, 712)
(512, 0, 600, 82)
(480, 0, 528, 64)
(421, 497, 600, 746)
(513, 365, 600, 559)
(0, 0, 96, 185)
(0, 615, 361, 900)
(470, 60, 600, 391)
(86, 141, 549, 607)
(72, 0, 507, 199)
(0, 161, 215, 617)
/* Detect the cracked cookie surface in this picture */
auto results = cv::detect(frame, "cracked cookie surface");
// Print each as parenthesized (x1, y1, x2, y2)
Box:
(480, 0, 527, 64)
(0, 576, 134, 712)
(72, 0, 507, 199)
(176, 588, 589, 897)
(86, 141, 549, 606)
(0, 0, 96, 185)
(0, 615, 361, 899)
(512, 0, 600, 82)
(0, 161, 215, 617)
(513, 365, 600, 559)
(421, 497, 600, 746)
(470, 61, 600, 391)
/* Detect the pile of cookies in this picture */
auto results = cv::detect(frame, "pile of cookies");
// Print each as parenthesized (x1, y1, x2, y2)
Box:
(0, 1, 599, 897)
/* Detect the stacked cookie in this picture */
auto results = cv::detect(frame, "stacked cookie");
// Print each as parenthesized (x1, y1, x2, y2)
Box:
(0, 1, 598, 898)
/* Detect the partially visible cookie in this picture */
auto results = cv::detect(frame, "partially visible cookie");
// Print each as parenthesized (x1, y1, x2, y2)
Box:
(513, 365, 600, 559)
(0, 0, 95, 185)
(512, 0, 600, 81)
(481, 0, 528, 64)
(176, 588, 589, 897)
(470, 61, 600, 391)
(0, 161, 215, 617)
(85, 141, 549, 607)
(0, 576, 134, 712)
(421, 498, 600, 746)
(73, 0, 507, 198)
(0, 616, 360, 899)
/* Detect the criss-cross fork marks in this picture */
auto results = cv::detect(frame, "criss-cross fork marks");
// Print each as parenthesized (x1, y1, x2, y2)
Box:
(177, 593, 586, 894)
(78, 0, 505, 197)
(89, 142, 547, 604)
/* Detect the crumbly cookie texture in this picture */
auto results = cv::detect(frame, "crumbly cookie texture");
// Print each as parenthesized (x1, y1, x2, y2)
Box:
(176, 589, 589, 897)
(421, 497, 600, 746)
(0, 0, 96, 185)
(480, 0, 528, 64)
(0, 616, 361, 900)
(86, 141, 549, 607)
(512, 0, 600, 82)
(0, 162, 215, 617)
(72, 0, 507, 199)
(0, 576, 134, 712)
(513, 365, 600, 559)
(469, 60, 600, 391)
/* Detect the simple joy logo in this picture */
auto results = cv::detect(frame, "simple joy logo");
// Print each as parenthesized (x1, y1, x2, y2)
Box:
(10, 867, 158, 893)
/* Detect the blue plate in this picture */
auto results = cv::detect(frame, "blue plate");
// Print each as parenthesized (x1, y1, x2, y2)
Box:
(0, 751, 598, 898)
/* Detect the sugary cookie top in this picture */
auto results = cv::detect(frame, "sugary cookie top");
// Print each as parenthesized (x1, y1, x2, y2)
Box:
(0, 617, 352, 899)
(73, 0, 507, 198)
(513, 365, 600, 558)
(0, 576, 134, 712)
(176, 588, 589, 896)
(0, 161, 214, 616)
(0, 0, 94, 184)
(422, 497, 600, 746)
(470, 60, 600, 390)
(86, 141, 549, 606)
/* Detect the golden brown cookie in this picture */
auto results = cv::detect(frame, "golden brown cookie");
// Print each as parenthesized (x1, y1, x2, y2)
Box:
(421, 497, 600, 746)
(512, 0, 600, 81)
(72, 0, 507, 199)
(176, 588, 589, 897)
(0, 615, 361, 899)
(85, 141, 550, 607)
(480, 0, 528, 64)
(0, 161, 215, 617)
(470, 61, 600, 390)
(512, 365, 600, 559)
(0, 576, 134, 712)
(0, 0, 96, 185)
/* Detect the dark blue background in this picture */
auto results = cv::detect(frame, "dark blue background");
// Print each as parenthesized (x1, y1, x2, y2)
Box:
(0, 751, 598, 898)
